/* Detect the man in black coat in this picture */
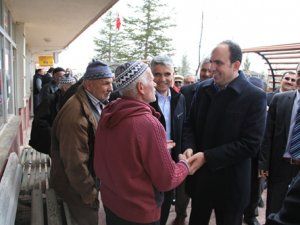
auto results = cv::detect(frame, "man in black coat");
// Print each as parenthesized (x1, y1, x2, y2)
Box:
(33, 68, 45, 111)
(243, 76, 267, 225)
(149, 55, 187, 225)
(29, 75, 76, 155)
(259, 89, 300, 218)
(182, 40, 267, 225)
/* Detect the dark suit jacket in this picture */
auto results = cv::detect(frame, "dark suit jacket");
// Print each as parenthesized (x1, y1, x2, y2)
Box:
(183, 71, 267, 210)
(180, 82, 199, 114)
(267, 89, 280, 106)
(259, 91, 299, 182)
(150, 88, 186, 162)
(266, 171, 300, 225)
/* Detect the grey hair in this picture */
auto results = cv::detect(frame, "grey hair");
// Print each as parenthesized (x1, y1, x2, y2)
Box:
(150, 55, 174, 71)
(282, 71, 296, 80)
(201, 57, 211, 67)
(119, 72, 149, 98)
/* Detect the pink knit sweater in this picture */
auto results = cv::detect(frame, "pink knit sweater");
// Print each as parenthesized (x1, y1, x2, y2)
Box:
(94, 98, 188, 223)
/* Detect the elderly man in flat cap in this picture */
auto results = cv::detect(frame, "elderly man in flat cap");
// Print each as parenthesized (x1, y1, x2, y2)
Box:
(94, 61, 201, 225)
(50, 60, 113, 225)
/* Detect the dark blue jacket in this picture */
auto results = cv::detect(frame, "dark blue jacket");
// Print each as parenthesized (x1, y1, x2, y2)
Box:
(183, 71, 267, 210)
(150, 88, 186, 162)
(180, 82, 199, 114)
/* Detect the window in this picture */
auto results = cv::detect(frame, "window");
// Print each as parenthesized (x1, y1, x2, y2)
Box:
(4, 38, 14, 115)
(3, 5, 11, 35)
(0, 35, 3, 127)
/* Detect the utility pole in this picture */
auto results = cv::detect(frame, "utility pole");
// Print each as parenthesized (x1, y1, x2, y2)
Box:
(195, 11, 204, 77)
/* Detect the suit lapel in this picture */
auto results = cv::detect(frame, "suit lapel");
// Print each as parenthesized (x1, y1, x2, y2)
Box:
(150, 96, 166, 128)
(285, 91, 297, 136)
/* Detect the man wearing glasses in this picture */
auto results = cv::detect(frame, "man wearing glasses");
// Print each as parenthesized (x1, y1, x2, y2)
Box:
(180, 58, 212, 114)
(259, 64, 300, 219)
(267, 71, 297, 106)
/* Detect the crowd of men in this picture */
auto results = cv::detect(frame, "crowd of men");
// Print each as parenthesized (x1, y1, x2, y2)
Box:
(29, 40, 300, 225)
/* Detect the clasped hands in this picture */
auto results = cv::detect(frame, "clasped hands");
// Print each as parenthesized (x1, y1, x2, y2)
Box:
(166, 141, 205, 175)
(179, 148, 206, 175)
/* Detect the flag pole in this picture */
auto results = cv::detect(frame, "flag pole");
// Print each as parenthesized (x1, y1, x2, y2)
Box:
(195, 11, 204, 77)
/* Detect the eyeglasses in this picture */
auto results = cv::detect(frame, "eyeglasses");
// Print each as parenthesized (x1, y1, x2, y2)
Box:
(284, 77, 296, 82)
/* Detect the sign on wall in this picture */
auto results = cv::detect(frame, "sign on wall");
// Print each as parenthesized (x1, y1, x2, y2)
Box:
(38, 56, 54, 66)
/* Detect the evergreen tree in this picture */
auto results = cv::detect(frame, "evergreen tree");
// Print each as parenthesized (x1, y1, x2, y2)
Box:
(178, 55, 190, 76)
(94, 11, 129, 63)
(243, 56, 251, 73)
(124, 0, 175, 60)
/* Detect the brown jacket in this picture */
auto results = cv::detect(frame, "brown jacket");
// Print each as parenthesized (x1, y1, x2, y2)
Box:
(50, 85, 98, 206)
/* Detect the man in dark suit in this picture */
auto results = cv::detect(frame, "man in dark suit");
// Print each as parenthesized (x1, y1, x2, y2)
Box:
(180, 58, 212, 113)
(267, 71, 296, 106)
(182, 40, 267, 225)
(149, 55, 187, 225)
(259, 66, 300, 218)
(265, 171, 300, 225)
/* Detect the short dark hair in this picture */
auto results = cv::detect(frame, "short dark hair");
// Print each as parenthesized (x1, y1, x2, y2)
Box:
(53, 67, 65, 74)
(220, 40, 242, 64)
(36, 68, 43, 74)
(47, 67, 54, 73)
(282, 71, 296, 80)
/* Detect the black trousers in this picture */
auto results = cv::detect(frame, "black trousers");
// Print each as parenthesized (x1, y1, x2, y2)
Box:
(160, 184, 190, 225)
(244, 158, 260, 219)
(189, 198, 243, 225)
(104, 206, 159, 225)
(266, 165, 299, 218)
(175, 181, 190, 218)
(160, 190, 174, 225)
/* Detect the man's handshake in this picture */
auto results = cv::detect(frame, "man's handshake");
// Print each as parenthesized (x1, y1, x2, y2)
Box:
(179, 148, 206, 175)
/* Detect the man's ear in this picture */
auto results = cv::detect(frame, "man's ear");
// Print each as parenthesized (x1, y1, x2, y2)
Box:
(233, 61, 241, 72)
(136, 81, 144, 95)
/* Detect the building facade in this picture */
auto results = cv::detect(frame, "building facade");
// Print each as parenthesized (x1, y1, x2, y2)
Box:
(0, 0, 118, 177)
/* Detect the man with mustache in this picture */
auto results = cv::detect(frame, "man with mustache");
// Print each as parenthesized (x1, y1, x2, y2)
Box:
(267, 71, 297, 106)
(259, 64, 300, 219)
(50, 60, 113, 225)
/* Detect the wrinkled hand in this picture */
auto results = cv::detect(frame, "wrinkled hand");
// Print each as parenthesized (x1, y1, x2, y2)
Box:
(187, 152, 206, 175)
(167, 140, 176, 150)
(258, 170, 268, 179)
(178, 153, 187, 161)
(183, 148, 193, 159)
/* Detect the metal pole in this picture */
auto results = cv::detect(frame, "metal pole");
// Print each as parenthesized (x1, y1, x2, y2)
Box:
(195, 12, 204, 77)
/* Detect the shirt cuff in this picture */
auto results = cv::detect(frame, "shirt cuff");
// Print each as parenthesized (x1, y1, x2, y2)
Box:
(179, 159, 189, 172)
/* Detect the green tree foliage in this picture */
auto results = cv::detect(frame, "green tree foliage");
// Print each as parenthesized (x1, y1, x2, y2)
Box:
(123, 0, 175, 60)
(94, 0, 175, 62)
(94, 11, 129, 63)
(243, 56, 251, 73)
(178, 55, 191, 76)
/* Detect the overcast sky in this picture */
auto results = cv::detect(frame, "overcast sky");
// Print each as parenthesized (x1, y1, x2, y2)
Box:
(59, 0, 300, 75)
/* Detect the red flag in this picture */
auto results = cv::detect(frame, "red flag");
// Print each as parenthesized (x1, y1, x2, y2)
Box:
(116, 14, 121, 30)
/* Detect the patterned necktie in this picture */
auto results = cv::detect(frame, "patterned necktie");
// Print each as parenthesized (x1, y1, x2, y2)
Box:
(288, 102, 300, 159)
